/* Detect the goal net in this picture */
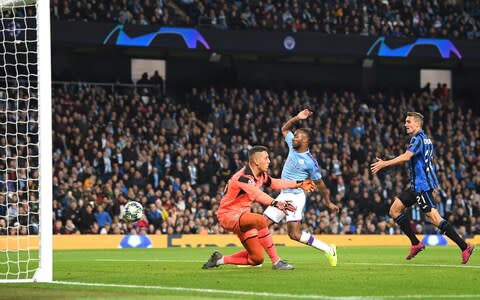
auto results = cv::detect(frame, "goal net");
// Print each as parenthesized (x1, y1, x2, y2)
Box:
(0, 0, 52, 282)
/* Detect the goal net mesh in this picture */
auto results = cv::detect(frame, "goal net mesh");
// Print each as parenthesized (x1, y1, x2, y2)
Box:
(0, 0, 40, 280)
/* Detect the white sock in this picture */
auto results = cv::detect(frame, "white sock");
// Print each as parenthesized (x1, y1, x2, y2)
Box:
(299, 231, 331, 253)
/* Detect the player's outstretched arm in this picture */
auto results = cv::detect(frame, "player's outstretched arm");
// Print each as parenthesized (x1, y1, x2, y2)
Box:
(236, 179, 276, 206)
(242, 183, 296, 213)
(370, 151, 413, 175)
(268, 177, 316, 192)
(268, 177, 297, 190)
(314, 179, 339, 213)
(281, 109, 312, 137)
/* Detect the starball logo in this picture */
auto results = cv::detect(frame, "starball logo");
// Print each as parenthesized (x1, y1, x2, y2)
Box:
(103, 24, 210, 49)
(367, 37, 462, 59)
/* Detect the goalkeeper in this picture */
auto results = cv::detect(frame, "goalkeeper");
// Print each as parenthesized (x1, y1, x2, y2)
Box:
(263, 109, 340, 266)
(202, 145, 315, 270)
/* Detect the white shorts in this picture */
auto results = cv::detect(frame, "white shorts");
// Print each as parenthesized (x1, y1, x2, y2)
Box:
(263, 192, 306, 223)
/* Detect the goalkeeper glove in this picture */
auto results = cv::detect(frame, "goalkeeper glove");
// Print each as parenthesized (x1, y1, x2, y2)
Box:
(271, 200, 296, 213)
(296, 179, 316, 193)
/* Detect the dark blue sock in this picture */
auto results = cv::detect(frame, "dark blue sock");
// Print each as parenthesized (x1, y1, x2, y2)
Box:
(438, 220, 467, 251)
(395, 214, 420, 245)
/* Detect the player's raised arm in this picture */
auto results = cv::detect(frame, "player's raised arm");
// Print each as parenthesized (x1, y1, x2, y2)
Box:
(281, 109, 312, 137)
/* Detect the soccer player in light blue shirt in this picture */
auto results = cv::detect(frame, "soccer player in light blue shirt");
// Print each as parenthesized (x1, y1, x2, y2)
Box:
(371, 112, 474, 264)
(264, 109, 340, 266)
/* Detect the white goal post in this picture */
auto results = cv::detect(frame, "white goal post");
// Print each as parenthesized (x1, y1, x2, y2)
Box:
(0, 0, 52, 282)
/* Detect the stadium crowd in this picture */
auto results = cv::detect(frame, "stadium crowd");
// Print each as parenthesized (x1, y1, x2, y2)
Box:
(23, 79, 473, 237)
(51, 0, 480, 39)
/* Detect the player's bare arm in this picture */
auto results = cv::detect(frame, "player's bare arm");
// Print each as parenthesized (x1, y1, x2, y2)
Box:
(314, 179, 339, 213)
(281, 109, 312, 137)
(370, 151, 414, 175)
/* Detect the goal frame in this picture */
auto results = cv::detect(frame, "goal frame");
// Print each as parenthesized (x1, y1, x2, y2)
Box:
(0, 0, 52, 283)
(34, 0, 53, 283)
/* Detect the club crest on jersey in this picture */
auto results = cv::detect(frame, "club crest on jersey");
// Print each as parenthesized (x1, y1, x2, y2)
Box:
(298, 159, 305, 165)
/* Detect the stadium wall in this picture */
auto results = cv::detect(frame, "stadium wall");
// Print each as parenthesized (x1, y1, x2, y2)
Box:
(1, 235, 479, 250)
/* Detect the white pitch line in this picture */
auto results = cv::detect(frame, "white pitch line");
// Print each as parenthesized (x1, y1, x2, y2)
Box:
(93, 259, 480, 269)
(52, 281, 480, 300)
(95, 259, 204, 263)
(343, 262, 480, 269)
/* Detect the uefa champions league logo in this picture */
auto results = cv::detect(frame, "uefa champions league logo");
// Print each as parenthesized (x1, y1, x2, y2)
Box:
(103, 24, 210, 49)
(367, 37, 462, 59)
(7, 20, 22, 38)
(283, 36, 296, 50)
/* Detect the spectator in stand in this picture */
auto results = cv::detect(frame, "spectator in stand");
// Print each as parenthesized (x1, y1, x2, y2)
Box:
(137, 72, 151, 86)
(78, 204, 96, 233)
(150, 71, 164, 96)
(64, 219, 79, 234)
(53, 219, 65, 235)
(146, 202, 163, 229)
(94, 204, 113, 231)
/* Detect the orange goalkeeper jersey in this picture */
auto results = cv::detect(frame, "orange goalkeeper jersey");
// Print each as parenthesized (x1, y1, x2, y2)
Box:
(217, 164, 298, 217)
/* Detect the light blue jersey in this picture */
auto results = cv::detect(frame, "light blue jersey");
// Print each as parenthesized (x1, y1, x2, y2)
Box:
(281, 132, 322, 194)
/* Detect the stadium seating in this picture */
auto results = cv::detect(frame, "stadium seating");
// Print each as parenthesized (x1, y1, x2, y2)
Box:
(42, 82, 480, 236)
(51, 0, 480, 39)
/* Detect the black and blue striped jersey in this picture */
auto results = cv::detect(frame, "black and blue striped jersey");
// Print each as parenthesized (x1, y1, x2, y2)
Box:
(406, 130, 440, 192)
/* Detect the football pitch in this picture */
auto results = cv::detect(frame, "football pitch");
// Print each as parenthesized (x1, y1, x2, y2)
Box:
(1, 246, 479, 299)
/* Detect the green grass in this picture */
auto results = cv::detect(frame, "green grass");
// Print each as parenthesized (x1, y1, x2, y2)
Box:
(0, 250, 38, 280)
(0, 246, 479, 299)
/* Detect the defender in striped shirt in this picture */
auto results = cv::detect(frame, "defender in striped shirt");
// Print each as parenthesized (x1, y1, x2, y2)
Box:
(371, 112, 474, 264)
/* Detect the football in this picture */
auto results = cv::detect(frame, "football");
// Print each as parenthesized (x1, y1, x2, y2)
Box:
(123, 201, 144, 222)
